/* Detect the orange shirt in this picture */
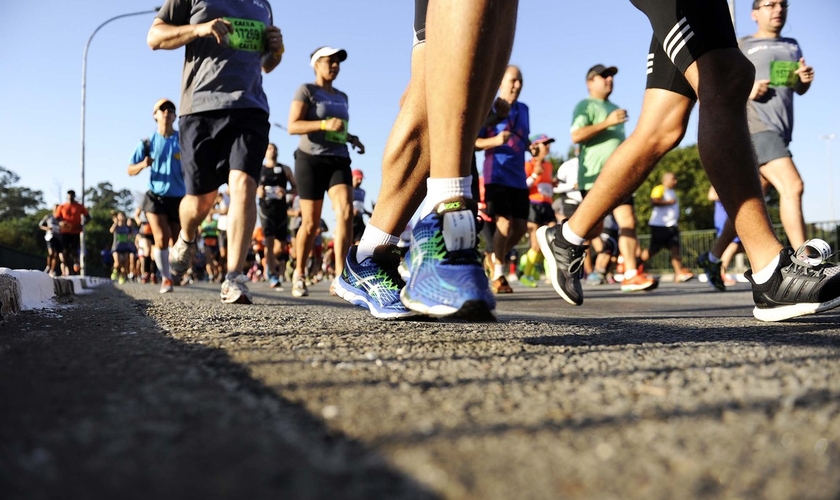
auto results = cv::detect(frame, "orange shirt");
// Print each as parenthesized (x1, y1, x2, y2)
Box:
(54, 201, 90, 234)
(252, 226, 266, 252)
(524, 159, 554, 204)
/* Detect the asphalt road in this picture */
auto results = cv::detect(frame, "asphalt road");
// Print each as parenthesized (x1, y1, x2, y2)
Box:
(2, 277, 839, 500)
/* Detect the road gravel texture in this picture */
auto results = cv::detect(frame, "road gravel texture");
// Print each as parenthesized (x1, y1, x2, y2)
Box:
(2, 278, 839, 500)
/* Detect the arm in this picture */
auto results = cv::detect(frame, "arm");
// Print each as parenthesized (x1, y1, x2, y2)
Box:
(285, 165, 298, 196)
(794, 57, 814, 96)
(128, 156, 152, 176)
(554, 165, 577, 194)
(147, 17, 232, 51)
(475, 132, 510, 151)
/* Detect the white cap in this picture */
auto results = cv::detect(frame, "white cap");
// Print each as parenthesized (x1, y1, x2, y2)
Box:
(309, 46, 347, 68)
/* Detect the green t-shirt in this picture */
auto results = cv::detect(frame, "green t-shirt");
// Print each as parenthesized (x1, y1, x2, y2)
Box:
(571, 98, 625, 190)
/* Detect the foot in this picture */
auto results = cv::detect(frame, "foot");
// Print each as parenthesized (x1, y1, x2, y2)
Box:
(170, 234, 197, 275)
(220, 273, 253, 304)
(747, 240, 840, 322)
(269, 274, 282, 289)
(621, 272, 657, 292)
(698, 252, 726, 291)
(400, 197, 496, 320)
(159, 277, 174, 294)
(536, 223, 586, 306)
(491, 275, 514, 294)
(585, 271, 605, 286)
(335, 245, 413, 319)
(291, 276, 308, 297)
(676, 270, 695, 283)
(518, 274, 538, 288)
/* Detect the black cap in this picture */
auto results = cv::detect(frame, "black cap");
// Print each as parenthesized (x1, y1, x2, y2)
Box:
(586, 64, 618, 80)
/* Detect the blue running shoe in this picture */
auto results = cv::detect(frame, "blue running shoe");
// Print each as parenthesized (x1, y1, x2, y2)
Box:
(335, 245, 413, 320)
(400, 197, 496, 320)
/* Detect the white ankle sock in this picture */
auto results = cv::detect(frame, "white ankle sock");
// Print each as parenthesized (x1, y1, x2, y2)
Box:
(421, 176, 472, 217)
(750, 254, 780, 285)
(357, 225, 400, 261)
(562, 223, 586, 246)
(493, 263, 504, 280)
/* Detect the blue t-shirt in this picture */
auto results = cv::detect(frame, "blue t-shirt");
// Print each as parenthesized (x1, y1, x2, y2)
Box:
(479, 101, 530, 189)
(131, 132, 186, 197)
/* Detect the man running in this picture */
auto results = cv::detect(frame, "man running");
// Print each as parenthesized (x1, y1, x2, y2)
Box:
(538, 0, 840, 322)
(639, 172, 694, 282)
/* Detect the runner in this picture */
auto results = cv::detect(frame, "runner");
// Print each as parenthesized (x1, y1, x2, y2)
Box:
(639, 172, 694, 282)
(257, 143, 296, 289)
(519, 134, 557, 288)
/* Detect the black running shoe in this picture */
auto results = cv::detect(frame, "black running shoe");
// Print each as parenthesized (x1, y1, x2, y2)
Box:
(536, 223, 586, 306)
(746, 240, 840, 322)
(698, 252, 726, 292)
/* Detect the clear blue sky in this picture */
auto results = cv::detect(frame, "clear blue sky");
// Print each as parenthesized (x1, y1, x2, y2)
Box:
(1, 1, 838, 229)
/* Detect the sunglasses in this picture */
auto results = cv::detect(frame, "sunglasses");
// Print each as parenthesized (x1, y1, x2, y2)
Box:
(757, 1, 789, 10)
(158, 103, 176, 113)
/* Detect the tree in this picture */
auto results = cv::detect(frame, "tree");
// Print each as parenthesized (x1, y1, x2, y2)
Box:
(0, 166, 44, 220)
(634, 145, 714, 233)
(0, 167, 46, 257)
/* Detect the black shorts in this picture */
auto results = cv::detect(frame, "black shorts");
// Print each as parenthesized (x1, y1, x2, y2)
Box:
(753, 130, 792, 166)
(484, 184, 529, 220)
(60, 233, 80, 255)
(178, 109, 270, 195)
(141, 191, 182, 223)
(258, 200, 290, 240)
(528, 202, 555, 226)
(648, 225, 681, 254)
(46, 237, 63, 253)
(633, 0, 737, 99)
(413, 0, 427, 45)
(294, 149, 352, 201)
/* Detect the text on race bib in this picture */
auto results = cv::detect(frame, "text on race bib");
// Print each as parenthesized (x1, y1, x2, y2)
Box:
(224, 17, 266, 52)
(769, 60, 800, 88)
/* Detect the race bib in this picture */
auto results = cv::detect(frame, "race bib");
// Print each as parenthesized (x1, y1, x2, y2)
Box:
(224, 17, 266, 52)
(769, 60, 799, 88)
(324, 118, 348, 144)
(203, 236, 218, 247)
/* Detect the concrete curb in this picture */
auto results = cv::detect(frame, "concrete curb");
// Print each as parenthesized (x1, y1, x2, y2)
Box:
(0, 269, 106, 321)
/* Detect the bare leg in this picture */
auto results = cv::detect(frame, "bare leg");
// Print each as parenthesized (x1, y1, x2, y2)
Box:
(327, 183, 353, 277)
(225, 171, 258, 276)
(759, 157, 806, 248)
(684, 50, 782, 270)
(295, 199, 324, 277)
(612, 204, 640, 273)
(425, 0, 518, 179)
(178, 193, 218, 241)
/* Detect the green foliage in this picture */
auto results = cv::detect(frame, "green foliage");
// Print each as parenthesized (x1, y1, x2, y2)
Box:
(634, 145, 714, 232)
(0, 166, 43, 220)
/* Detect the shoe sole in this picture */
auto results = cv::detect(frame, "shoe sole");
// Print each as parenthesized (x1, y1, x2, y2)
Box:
(535, 226, 582, 306)
(621, 282, 657, 292)
(291, 290, 308, 297)
(753, 295, 840, 322)
(221, 293, 253, 304)
(400, 289, 496, 322)
(334, 277, 415, 320)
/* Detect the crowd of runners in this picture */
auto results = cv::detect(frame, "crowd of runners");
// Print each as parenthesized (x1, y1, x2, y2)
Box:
(44, 0, 839, 324)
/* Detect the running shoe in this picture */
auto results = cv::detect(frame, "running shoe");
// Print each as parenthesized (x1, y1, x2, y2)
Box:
(400, 197, 496, 320)
(159, 277, 174, 294)
(698, 252, 726, 291)
(676, 270, 695, 283)
(170, 234, 197, 275)
(111, 269, 119, 281)
(536, 223, 586, 306)
(491, 275, 514, 294)
(747, 240, 840, 322)
(335, 245, 413, 319)
(268, 274, 282, 289)
(519, 274, 538, 288)
(621, 272, 657, 292)
(220, 272, 253, 304)
(585, 271, 605, 286)
(291, 277, 308, 297)
(118, 275, 126, 285)
(397, 248, 412, 281)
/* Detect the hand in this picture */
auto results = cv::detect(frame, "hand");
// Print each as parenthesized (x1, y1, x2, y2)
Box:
(350, 135, 365, 154)
(795, 57, 814, 84)
(750, 79, 771, 100)
(496, 130, 512, 147)
(534, 164, 544, 176)
(605, 108, 628, 127)
(144, 156, 153, 167)
(265, 26, 284, 55)
(197, 18, 232, 45)
(324, 117, 345, 132)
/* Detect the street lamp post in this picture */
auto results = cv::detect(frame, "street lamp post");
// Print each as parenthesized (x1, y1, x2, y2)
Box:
(79, 7, 159, 276)
(820, 134, 836, 221)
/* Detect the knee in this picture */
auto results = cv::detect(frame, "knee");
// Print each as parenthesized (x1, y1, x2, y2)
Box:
(782, 176, 804, 200)
(701, 53, 755, 105)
